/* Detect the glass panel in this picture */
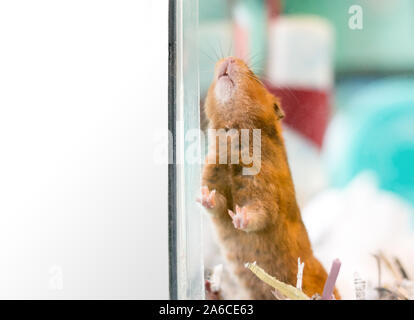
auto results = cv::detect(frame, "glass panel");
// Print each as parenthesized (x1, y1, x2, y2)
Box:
(175, 0, 205, 300)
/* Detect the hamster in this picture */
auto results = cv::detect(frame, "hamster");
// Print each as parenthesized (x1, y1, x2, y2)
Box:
(197, 57, 340, 300)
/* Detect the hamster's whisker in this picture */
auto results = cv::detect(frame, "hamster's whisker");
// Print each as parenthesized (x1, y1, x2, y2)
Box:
(200, 49, 216, 63)
(205, 39, 221, 61)
(245, 51, 263, 68)
(244, 73, 264, 86)
(227, 39, 234, 57)
(269, 84, 301, 105)
(219, 40, 226, 60)
(248, 57, 266, 70)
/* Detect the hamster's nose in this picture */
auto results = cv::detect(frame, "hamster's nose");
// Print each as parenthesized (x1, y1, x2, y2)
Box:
(216, 57, 238, 80)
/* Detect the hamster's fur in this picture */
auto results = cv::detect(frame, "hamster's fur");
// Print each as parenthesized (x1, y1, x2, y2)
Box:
(198, 57, 339, 299)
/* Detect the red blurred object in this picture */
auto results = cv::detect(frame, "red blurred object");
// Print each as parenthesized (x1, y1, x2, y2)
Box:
(234, 23, 249, 61)
(266, 0, 282, 20)
(266, 83, 331, 148)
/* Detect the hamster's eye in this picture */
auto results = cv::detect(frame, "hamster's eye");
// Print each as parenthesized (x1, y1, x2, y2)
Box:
(274, 103, 285, 120)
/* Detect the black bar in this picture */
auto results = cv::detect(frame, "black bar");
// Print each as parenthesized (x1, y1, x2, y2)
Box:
(0, 300, 407, 318)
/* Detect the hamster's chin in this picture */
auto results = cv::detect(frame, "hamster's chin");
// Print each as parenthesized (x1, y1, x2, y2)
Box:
(214, 76, 234, 103)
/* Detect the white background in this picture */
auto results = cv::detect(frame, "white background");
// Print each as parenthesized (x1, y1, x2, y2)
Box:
(0, 0, 168, 299)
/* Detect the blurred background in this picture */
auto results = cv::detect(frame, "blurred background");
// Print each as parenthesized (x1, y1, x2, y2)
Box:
(0, 1, 169, 299)
(199, 0, 414, 299)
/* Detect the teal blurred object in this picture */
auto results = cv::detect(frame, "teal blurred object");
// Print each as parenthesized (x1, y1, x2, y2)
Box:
(199, 0, 229, 22)
(283, 0, 414, 73)
(334, 77, 377, 111)
(324, 78, 414, 206)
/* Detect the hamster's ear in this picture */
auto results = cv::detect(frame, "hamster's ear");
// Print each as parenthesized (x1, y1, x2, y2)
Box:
(273, 98, 285, 120)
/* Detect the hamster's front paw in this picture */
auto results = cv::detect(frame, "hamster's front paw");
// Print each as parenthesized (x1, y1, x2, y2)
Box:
(228, 205, 250, 231)
(196, 186, 216, 209)
(205, 279, 222, 300)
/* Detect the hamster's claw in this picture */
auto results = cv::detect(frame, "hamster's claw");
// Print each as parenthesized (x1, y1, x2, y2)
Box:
(228, 205, 250, 230)
(196, 186, 216, 209)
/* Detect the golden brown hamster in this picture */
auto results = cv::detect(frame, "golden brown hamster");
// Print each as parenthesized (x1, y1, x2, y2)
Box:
(198, 57, 340, 300)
